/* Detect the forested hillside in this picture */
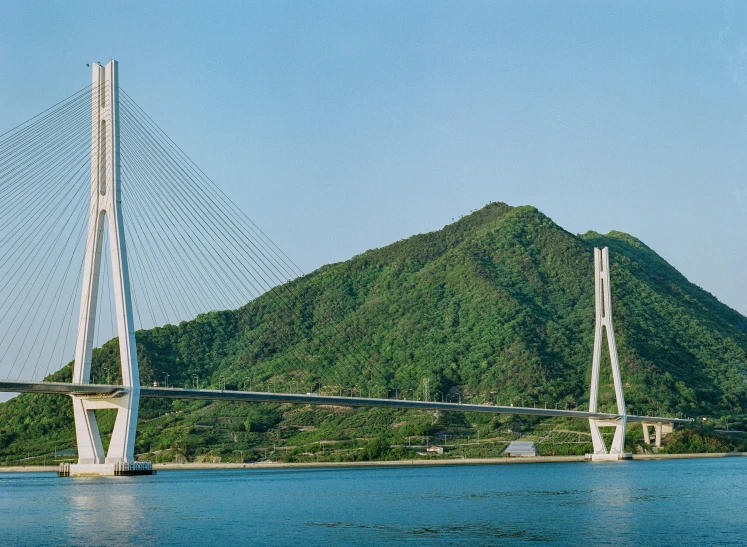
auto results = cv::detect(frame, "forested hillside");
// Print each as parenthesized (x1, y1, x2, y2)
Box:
(1, 202, 745, 463)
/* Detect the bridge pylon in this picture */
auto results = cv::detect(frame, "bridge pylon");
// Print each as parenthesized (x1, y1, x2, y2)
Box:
(586, 247, 631, 461)
(68, 60, 150, 476)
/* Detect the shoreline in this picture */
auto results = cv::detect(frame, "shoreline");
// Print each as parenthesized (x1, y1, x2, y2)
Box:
(2, 452, 747, 473)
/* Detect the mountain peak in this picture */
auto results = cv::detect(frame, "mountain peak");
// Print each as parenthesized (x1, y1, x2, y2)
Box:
(2, 200, 746, 464)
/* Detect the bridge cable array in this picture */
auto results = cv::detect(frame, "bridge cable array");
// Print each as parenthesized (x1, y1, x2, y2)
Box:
(0, 83, 389, 396)
(118, 88, 388, 393)
(0, 86, 111, 381)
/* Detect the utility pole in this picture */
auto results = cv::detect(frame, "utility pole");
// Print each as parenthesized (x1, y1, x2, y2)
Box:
(423, 378, 430, 403)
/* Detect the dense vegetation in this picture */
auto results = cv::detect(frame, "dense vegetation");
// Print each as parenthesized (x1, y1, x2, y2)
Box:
(1, 202, 745, 464)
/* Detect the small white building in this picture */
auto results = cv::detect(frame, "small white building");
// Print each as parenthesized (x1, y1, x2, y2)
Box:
(505, 441, 538, 457)
(417, 446, 444, 456)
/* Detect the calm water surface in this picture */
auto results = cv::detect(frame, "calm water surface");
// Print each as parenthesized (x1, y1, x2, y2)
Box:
(0, 458, 745, 546)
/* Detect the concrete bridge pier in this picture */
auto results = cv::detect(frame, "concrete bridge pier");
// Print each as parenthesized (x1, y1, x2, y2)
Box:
(641, 421, 673, 449)
(67, 60, 151, 477)
(586, 248, 632, 461)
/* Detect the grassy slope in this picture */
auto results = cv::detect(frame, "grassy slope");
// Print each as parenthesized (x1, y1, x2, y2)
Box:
(1, 202, 746, 464)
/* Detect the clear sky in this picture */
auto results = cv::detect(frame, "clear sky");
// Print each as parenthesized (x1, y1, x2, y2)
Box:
(1, 1, 746, 315)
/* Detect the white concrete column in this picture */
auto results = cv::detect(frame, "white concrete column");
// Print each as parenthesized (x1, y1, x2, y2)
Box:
(72, 399, 105, 464)
(588, 248, 606, 455)
(642, 422, 651, 445)
(71, 64, 107, 464)
(602, 247, 627, 455)
(72, 60, 140, 467)
(588, 247, 628, 460)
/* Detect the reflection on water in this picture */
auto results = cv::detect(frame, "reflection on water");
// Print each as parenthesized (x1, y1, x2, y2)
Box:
(0, 458, 746, 546)
(68, 488, 148, 546)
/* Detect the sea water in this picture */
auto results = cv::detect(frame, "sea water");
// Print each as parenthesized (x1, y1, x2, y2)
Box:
(0, 458, 745, 546)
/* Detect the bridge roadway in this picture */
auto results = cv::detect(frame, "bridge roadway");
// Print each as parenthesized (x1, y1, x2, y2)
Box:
(0, 379, 691, 425)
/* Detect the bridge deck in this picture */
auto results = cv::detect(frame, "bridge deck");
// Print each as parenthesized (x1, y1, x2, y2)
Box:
(0, 380, 691, 424)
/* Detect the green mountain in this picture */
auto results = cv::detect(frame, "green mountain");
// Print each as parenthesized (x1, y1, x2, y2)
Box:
(1, 202, 746, 464)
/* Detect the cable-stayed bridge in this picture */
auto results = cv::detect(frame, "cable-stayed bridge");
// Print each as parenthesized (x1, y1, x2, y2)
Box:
(0, 61, 688, 475)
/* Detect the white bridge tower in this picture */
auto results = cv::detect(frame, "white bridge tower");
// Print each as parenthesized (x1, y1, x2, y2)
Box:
(68, 61, 149, 476)
(587, 247, 631, 461)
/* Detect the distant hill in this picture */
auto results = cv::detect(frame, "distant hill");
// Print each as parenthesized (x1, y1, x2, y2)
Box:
(1, 202, 745, 463)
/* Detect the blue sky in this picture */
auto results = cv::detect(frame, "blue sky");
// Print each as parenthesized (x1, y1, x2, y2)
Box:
(1, 1, 746, 315)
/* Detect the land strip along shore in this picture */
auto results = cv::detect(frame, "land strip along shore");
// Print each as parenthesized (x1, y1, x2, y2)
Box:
(2, 452, 747, 473)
